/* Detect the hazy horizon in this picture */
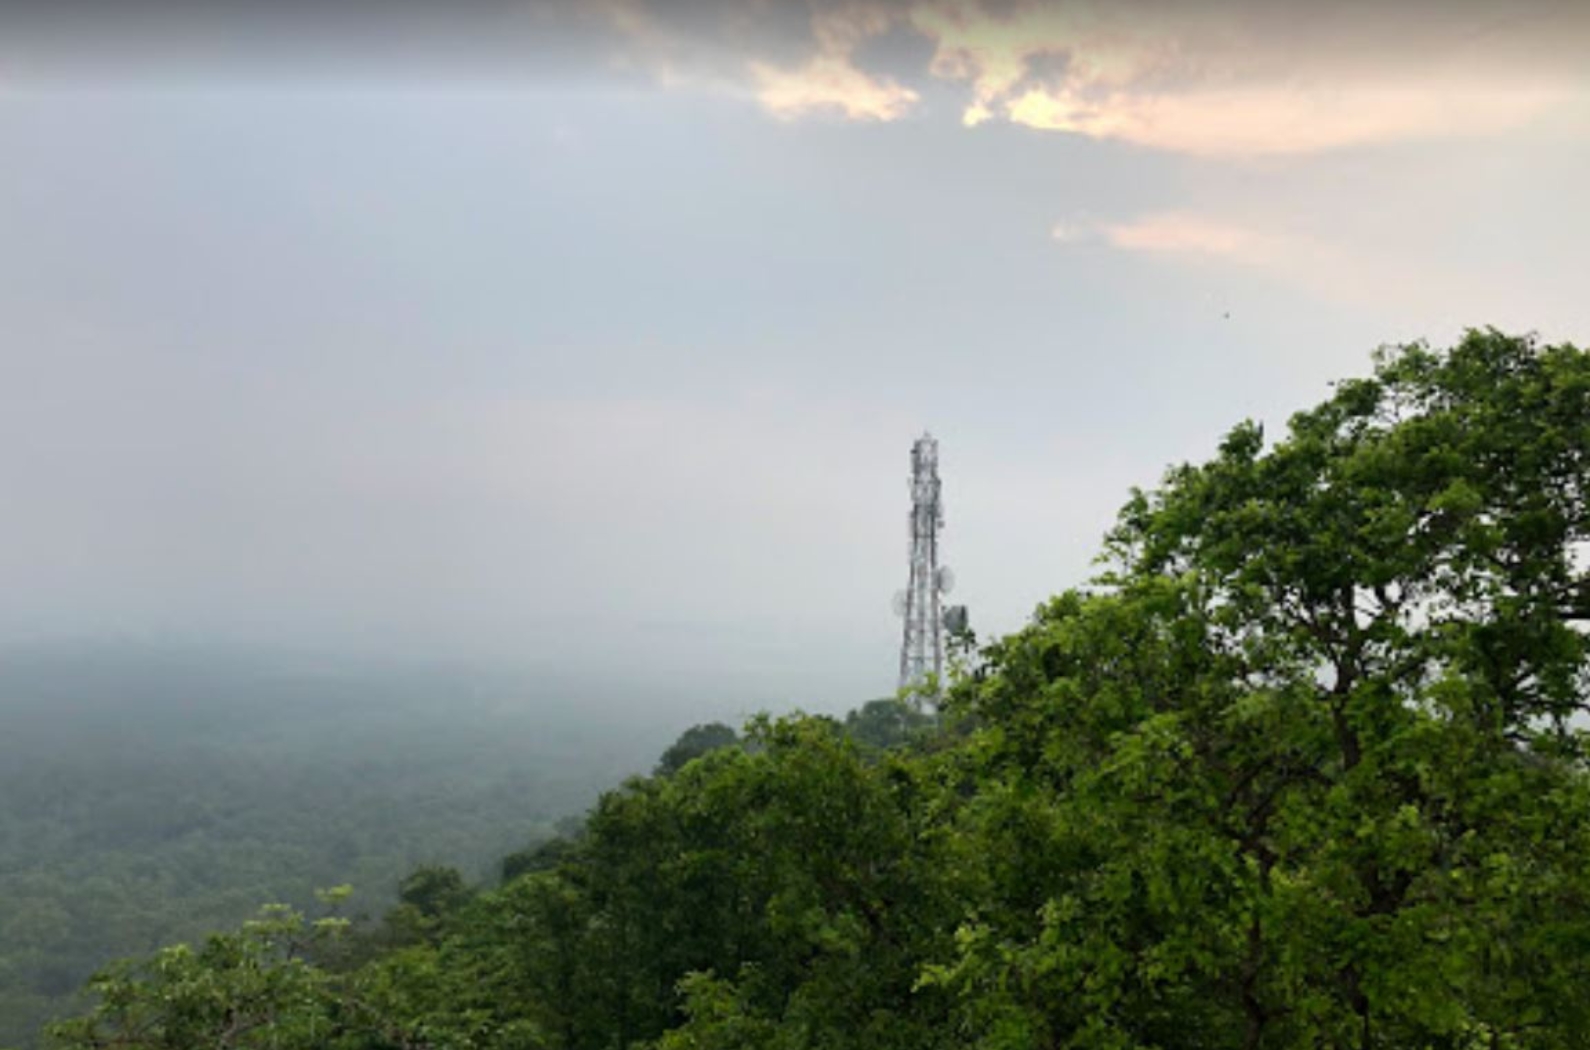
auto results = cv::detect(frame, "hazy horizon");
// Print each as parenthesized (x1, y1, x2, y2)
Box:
(2, 0, 1586, 707)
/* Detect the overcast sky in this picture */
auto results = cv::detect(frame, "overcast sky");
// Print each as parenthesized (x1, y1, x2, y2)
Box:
(1, 0, 1586, 709)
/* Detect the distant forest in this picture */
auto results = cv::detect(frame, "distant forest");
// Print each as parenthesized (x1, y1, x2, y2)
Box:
(0, 651, 687, 1048)
(14, 331, 1590, 1049)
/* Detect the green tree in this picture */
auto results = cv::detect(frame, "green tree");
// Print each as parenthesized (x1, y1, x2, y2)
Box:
(38, 331, 1590, 1050)
(656, 723, 741, 777)
(471, 714, 965, 1050)
(45, 903, 368, 1050)
(842, 697, 936, 751)
(500, 836, 578, 884)
(643, 716, 965, 1050)
(932, 331, 1590, 1049)
(385, 864, 473, 945)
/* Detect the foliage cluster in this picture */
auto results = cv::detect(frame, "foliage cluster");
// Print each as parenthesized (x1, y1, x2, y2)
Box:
(32, 332, 1590, 1049)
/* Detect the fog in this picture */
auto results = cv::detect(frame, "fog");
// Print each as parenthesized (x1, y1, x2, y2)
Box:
(1, 0, 1586, 711)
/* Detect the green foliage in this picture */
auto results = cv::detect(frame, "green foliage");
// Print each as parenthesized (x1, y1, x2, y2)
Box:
(461, 714, 967, 1049)
(934, 330, 1590, 1049)
(31, 332, 1590, 1050)
(379, 866, 476, 948)
(656, 722, 742, 776)
(842, 697, 937, 751)
(46, 903, 367, 1050)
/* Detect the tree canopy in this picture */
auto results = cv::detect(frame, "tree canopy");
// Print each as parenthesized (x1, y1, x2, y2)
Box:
(933, 330, 1590, 1049)
(35, 331, 1590, 1050)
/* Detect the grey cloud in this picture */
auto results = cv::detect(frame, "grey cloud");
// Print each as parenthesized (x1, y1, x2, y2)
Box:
(0, 23, 1581, 709)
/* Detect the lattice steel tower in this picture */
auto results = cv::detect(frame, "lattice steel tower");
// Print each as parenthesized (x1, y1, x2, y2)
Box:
(895, 433, 953, 696)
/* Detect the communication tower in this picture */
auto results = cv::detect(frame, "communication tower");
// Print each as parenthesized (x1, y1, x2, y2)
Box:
(894, 433, 955, 698)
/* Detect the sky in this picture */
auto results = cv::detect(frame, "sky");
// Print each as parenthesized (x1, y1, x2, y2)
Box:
(0, 0, 1586, 710)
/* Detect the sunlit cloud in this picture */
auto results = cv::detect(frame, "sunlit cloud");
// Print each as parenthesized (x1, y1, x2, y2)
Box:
(1004, 81, 1564, 155)
(590, 0, 917, 118)
(751, 54, 919, 120)
(908, 0, 1582, 154)
(750, 5, 919, 121)
(593, 0, 1589, 155)
(975, 73, 1563, 157)
(1096, 213, 1278, 260)
(1050, 212, 1277, 260)
(1066, 209, 1385, 309)
(1078, 209, 1589, 343)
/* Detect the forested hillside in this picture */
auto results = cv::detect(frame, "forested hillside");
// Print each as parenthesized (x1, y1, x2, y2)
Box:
(0, 650, 687, 1048)
(28, 332, 1590, 1049)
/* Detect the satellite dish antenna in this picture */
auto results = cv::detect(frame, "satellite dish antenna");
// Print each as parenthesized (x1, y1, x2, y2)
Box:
(892, 590, 909, 617)
(935, 565, 955, 595)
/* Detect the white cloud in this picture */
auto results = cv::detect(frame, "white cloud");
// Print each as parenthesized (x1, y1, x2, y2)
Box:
(998, 77, 1566, 156)
(751, 53, 918, 121)
(597, 0, 1590, 155)
(1076, 206, 1590, 343)
(909, 0, 1586, 155)
(1099, 213, 1278, 260)
(1050, 212, 1277, 259)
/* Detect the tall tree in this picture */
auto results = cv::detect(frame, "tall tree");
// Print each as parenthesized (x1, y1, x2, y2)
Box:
(934, 331, 1590, 1049)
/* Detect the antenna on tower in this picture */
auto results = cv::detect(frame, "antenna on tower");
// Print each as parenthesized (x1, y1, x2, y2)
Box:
(895, 433, 951, 701)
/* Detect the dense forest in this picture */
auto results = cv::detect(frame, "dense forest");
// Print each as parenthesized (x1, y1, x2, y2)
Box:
(19, 331, 1590, 1048)
(0, 650, 696, 1048)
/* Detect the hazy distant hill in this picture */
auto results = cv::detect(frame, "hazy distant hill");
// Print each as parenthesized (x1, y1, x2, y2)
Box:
(0, 642, 691, 1048)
